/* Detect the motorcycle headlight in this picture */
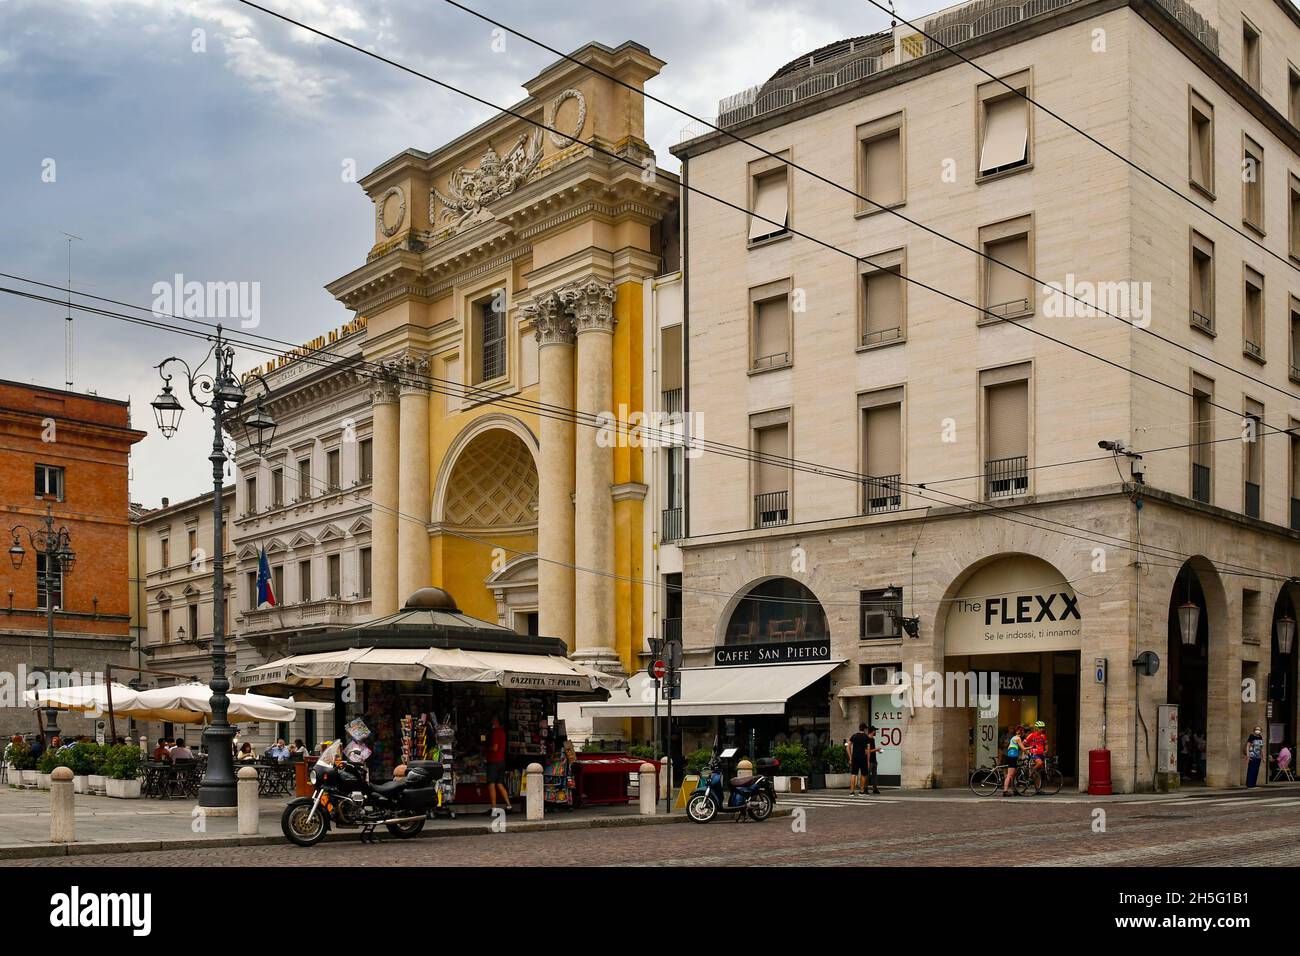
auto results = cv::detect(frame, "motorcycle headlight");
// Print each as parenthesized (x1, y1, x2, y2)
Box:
(309, 770, 317, 785)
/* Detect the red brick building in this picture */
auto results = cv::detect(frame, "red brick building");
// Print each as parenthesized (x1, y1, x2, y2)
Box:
(0, 380, 146, 737)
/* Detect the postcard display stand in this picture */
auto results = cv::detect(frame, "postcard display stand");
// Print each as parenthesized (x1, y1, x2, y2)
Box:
(399, 710, 457, 816)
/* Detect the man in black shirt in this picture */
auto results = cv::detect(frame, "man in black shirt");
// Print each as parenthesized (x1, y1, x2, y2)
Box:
(847, 722, 871, 796)
(864, 725, 881, 794)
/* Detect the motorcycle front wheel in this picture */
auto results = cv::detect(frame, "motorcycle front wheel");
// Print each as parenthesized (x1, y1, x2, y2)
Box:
(746, 791, 774, 821)
(386, 817, 427, 838)
(687, 793, 717, 823)
(281, 798, 329, 847)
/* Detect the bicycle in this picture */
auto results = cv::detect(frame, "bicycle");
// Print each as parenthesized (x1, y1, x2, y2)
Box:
(969, 758, 1023, 796)
(1020, 753, 1063, 795)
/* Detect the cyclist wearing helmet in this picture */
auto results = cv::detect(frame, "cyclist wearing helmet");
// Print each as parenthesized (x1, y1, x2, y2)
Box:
(1025, 721, 1048, 793)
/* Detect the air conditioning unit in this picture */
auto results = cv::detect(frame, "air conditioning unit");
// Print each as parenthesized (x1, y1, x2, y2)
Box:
(870, 665, 897, 686)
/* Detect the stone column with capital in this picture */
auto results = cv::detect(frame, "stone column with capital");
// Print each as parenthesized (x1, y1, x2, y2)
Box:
(396, 352, 432, 606)
(567, 278, 621, 672)
(369, 370, 401, 617)
(530, 295, 577, 651)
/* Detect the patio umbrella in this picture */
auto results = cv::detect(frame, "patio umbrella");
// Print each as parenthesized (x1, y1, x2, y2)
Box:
(23, 682, 143, 716)
(130, 683, 296, 724)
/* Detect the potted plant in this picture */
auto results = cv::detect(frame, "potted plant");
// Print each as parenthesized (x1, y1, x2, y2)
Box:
(103, 745, 143, 799)
(36, 748, 61, 789)
(823, 740, 851, 789)
(11, 741, 37, 787)
(770, 741, 811, 793)
(84, 743, 107, 794)
(68, 742, 99, 793)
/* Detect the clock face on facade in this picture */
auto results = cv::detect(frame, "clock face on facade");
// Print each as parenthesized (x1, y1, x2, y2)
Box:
(377, 185, 406, 238)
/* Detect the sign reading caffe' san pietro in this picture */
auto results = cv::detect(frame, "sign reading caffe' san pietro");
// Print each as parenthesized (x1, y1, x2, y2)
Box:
(945, 555, 1083, 655)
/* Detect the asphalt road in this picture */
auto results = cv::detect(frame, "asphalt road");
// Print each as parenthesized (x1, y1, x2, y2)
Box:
(10, 789, 1300, 867)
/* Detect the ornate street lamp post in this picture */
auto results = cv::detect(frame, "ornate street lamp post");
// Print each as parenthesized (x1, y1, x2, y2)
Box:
(8, 505, 76, 746)
(149, 325, 276, 808)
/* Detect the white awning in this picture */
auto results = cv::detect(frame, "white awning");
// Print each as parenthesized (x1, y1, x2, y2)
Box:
(579, 661, 844, 718)
(835, 683, 913, 717)
(236, 647, 624, 695)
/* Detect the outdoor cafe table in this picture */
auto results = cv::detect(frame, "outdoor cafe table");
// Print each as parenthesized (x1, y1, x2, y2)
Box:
(142, 759, 295, 798)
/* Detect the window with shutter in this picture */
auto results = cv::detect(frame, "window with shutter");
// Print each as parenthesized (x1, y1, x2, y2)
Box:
(1243, 136, 1264, 232)
(986, 381, 1028, 460)
(863, 131, 903, 206)
(1288, 174, 1299, 260)
(1243, 267, 1264, 359)
(752, 294, 790, 369)
(756, 424, 788, 494)
(749, 169, 789, 243)
(1242, 20, 1261, 91)
(1190, 232, 1215, 331)
(1291, 300, 1300, 380)
(983, 234, 1032, 318)
(979, 94, 1028, 175)
(1188, 90, 1214, 195)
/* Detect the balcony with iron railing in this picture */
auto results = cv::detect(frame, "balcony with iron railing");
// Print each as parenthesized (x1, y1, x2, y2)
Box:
(661, 388, 683, 415)
(861, 326, 903, 348)
(984, 297, 1032, 321)
(1245, 481, 1260, 519)
(1192, 463, 1211, 503)
(1243, 339, 1263, 361)
(661, 507, 683, 543)
(862, 475, 902, 514)
(754, 490, 790, 528)
(1190, 310, 1214, 333)
(674, 0, 1219, 146)
(985, 456, 1028, 499)
(663, 616, 682, 646)
(752, 350, 791, 371)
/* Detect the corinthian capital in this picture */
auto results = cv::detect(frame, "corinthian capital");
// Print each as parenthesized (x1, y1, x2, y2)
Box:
(387, 351, 430, 396)
(369, 369, 400, 406)
(530, 291, 576, 347)
(564, 278, 617, 334)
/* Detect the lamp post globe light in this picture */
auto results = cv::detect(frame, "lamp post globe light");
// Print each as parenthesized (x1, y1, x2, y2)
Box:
(8, 506, 76, 746)
(149, 324, 276, 808)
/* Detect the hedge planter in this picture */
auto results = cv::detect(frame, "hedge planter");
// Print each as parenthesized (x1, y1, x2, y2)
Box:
(73, 775, 89, 794)
(105, 778, 142, 799)
(21, 770, 39, 787)
(36, 772, 52, 790)
(824, 773, 852, 789)
(773, 776, 807, 793)
(88, 774, 107, 794)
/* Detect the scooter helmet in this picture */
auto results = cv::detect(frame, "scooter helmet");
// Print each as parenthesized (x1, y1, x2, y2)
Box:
(1034, 720, 1046, 728)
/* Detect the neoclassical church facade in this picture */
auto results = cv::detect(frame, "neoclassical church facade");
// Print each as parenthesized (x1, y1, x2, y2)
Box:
(326, 41, 679, 680)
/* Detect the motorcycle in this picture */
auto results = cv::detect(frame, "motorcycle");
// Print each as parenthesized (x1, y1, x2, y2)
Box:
(687, 749, 777, 823)
(281, 741, 442, 847)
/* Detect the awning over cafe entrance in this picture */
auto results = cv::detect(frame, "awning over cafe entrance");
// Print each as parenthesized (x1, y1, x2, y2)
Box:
(578, 661, 844, 718)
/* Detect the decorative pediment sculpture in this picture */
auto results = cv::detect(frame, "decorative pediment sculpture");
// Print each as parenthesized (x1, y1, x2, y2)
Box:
(430, 130, 544, 231)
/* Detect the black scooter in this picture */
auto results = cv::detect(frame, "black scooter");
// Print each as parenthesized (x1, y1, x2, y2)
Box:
(281, 742, 442, 847)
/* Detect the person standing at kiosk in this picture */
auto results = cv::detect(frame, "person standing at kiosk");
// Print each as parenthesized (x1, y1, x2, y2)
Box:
(486, 715, 512, 812)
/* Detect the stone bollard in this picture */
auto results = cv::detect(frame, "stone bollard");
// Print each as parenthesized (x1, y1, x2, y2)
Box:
(237, 767, 259, 835)
(138, 736, 148, 755)
(639, 763, 657, 815)
(50, 767, 75, 844)
(525, 763, 544, 821)
(737, 758, 753, 780)
(659, 756, 669, 800)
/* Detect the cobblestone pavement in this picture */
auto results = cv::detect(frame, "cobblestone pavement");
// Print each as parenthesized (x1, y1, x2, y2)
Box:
(10, 789, 1299, 867)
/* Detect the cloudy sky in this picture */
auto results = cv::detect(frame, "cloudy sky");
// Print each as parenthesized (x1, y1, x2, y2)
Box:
(0, 0, 898, 507)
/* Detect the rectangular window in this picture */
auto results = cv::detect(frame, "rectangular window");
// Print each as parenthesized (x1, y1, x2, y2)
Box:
(328, 553, 341, 598)
(750, 279, 792, 370)
(751, 409, 790, 528)
(358, 438, 373, 483)
(186, 529, 197, 561)
(978, 72, 1031, 177)
(1244, 397, 1263, 518)
(160, 537, 170, 568)
(748, 155, 790, 244)
(1291, 298, 1300, 382)
(1289, 173, 1300, 261)
(856, 113, 904, 212)
(1243, 135, 1264, 233)
(1290, 65, 1300, 127)
(161, 607, 170, 644)
(244, 475, 257, 514)
(36, 552, 63, 610)
(327, 448, 341, 491)
(1242, 19, 1261, 91)
(298, 457, 312, 500)
(360, 547, 373, 598)
(859, 249, 905, 347)
(272, 467, 284, 508)
(272, 565, 284, 605)
(1243, 266, 1264, 361)
(299, 560, 312, 603)
(34, 464, 64, 501)
(860, 387, 903, 514)
(982, 365, 1030, 500)
(1190, 231, 1215, 332)
(1290, 421, 1300, 530)
(859, 588, 902, 640)
(476, 298, 507, 383)
(1188, 89, 1214, 195)
(246, 571, 257, 611)
(1191, 373, 1214, 503)
(187, 603, 199, 642)
(980, 216, 1033, 321)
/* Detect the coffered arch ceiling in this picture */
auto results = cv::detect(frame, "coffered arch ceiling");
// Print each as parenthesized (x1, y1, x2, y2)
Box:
(442, 428, 538, 530)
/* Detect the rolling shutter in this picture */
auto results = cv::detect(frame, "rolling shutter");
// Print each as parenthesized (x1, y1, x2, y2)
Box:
(749, 170, 788, 242)
(980, 95, 1028, 173)
(986, 381, 1028, 460)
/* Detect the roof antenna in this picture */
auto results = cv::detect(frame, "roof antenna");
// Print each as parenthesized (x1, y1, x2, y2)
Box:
(59, 231, 83, 391)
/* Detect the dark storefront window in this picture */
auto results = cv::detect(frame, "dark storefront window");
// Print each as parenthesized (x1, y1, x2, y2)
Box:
(725, 577, 828, 644)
